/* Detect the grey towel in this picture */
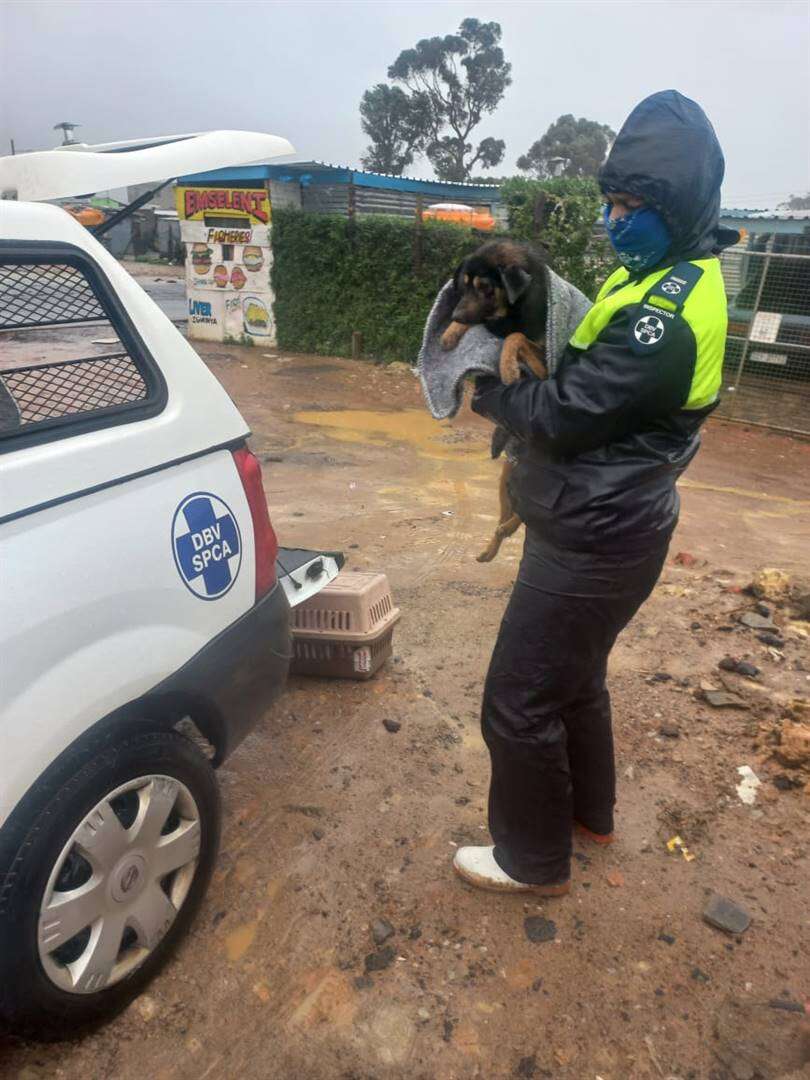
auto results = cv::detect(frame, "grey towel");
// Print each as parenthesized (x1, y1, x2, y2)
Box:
(417, 265, 593, 420)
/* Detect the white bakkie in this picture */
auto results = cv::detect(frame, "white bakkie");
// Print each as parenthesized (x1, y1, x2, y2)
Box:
(0, 134, 338, 1037)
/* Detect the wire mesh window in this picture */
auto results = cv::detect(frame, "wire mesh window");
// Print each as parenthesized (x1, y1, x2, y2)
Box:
(2, 354, 147, 428)
(0, 262, 107, 329)
(717, 231, 810, 435)
(0, 257, 158, 440)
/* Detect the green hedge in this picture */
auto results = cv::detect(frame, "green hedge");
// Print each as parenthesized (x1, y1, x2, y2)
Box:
(271, 187, 614, 362)
(271, 210, 481, 363)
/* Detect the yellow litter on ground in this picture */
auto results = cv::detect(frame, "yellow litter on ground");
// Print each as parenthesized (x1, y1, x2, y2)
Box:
(666, 834, 696, 861)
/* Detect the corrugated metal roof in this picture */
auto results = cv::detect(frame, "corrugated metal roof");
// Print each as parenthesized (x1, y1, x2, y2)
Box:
(180, 159, 501, 198)
(296, 160, 500, 189)
(721, 207, 810, 220)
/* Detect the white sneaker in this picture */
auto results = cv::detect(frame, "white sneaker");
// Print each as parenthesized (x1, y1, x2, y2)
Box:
(452, 846, 570, 895)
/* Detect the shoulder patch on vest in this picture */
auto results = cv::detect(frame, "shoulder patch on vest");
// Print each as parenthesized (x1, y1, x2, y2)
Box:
(629, 306, 677, 354)
(627, 261, 704, 356)
(655, 261, 705, 300)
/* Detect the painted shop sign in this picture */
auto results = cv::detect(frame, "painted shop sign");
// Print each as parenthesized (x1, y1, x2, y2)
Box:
(206, 227, 253, 244)
(242, 295, 271, 336)
(188, 298, 218, 326)
(176, 186, 271, 224)
(178, 220, 271, 247)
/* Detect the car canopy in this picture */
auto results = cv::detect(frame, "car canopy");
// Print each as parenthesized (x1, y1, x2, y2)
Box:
(0, 131, 295, 202)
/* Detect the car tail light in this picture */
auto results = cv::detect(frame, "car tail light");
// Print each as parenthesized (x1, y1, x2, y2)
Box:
(232, 446, 278, 600)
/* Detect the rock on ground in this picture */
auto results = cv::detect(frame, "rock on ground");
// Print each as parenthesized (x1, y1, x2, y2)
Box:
(775, 722, 810, 769)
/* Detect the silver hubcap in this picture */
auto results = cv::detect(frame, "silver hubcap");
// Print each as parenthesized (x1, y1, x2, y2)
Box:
(38, 775, 201, 994)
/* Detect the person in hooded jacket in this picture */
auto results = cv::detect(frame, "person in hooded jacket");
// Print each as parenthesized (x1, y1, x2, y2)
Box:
(453, 90, 738, 895)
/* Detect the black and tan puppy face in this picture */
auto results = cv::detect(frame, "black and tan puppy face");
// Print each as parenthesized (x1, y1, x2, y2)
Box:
(439, 241, 548, 352)
(451, 268, 508, 324)
(449, 244, 534, 326)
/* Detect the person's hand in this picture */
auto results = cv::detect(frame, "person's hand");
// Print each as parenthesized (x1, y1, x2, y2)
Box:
(471, 374, 503, 421)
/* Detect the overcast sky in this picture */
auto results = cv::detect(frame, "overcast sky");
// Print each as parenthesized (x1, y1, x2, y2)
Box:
(1, 0, 808, 207)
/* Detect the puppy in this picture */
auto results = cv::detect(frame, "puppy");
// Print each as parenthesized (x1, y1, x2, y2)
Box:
(440, 241, 549, 562)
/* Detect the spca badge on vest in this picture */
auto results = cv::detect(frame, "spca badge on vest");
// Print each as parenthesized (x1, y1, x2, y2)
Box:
(628, 301, 677, 355)
(633, 313, 666, 345)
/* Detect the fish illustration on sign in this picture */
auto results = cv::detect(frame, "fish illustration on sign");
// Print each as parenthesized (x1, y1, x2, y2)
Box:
(242, 296, 271, 336)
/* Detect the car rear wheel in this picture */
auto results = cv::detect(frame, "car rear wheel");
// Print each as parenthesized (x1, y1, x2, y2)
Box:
(0, 728, 220, 1038)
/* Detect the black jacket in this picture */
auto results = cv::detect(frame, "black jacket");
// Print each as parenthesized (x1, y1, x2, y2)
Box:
(472, 90, 735, 554)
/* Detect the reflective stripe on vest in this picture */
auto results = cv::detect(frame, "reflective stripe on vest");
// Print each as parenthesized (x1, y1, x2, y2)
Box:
(571, 257, 728, 410)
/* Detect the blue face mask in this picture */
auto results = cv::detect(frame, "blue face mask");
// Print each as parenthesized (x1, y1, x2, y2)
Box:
(602, 204, 671, 272)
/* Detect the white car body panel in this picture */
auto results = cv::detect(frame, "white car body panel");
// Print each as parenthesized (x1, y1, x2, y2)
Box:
(1, 190, 332, 833)
(0, 451, 254, 823)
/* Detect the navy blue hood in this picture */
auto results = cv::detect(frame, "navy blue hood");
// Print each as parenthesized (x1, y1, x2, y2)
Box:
(599, 90, 738, 260)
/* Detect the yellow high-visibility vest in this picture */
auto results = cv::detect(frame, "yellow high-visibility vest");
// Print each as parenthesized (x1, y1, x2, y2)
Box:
(570, 258, 728, 410)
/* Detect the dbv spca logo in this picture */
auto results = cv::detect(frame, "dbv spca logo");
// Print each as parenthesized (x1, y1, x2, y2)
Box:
(172, 493, 242, 600)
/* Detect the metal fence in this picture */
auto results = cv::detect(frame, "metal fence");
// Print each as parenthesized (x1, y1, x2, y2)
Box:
(716, 234, 810, 435)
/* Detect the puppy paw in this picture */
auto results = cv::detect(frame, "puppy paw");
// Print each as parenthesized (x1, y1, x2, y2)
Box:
(499, 334, 524, 384)
(518, 337, 548, 380)
(476, 544, 498, 563)
(500, 333, 547, 382)
(441, 321, 469, 351)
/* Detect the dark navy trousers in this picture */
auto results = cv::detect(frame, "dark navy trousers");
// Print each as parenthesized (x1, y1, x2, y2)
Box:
(481, 532, 669, 884)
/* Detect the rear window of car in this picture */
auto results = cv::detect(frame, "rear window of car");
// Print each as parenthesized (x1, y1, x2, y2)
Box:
(0, 242, 165, 449)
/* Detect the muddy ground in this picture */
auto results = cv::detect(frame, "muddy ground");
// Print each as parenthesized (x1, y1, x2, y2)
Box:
(3, 330, 810, 1079)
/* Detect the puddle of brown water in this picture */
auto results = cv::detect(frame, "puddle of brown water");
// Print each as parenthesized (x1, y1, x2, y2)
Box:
(294, 408, 487, 462)
(224, 919, 259, 962)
